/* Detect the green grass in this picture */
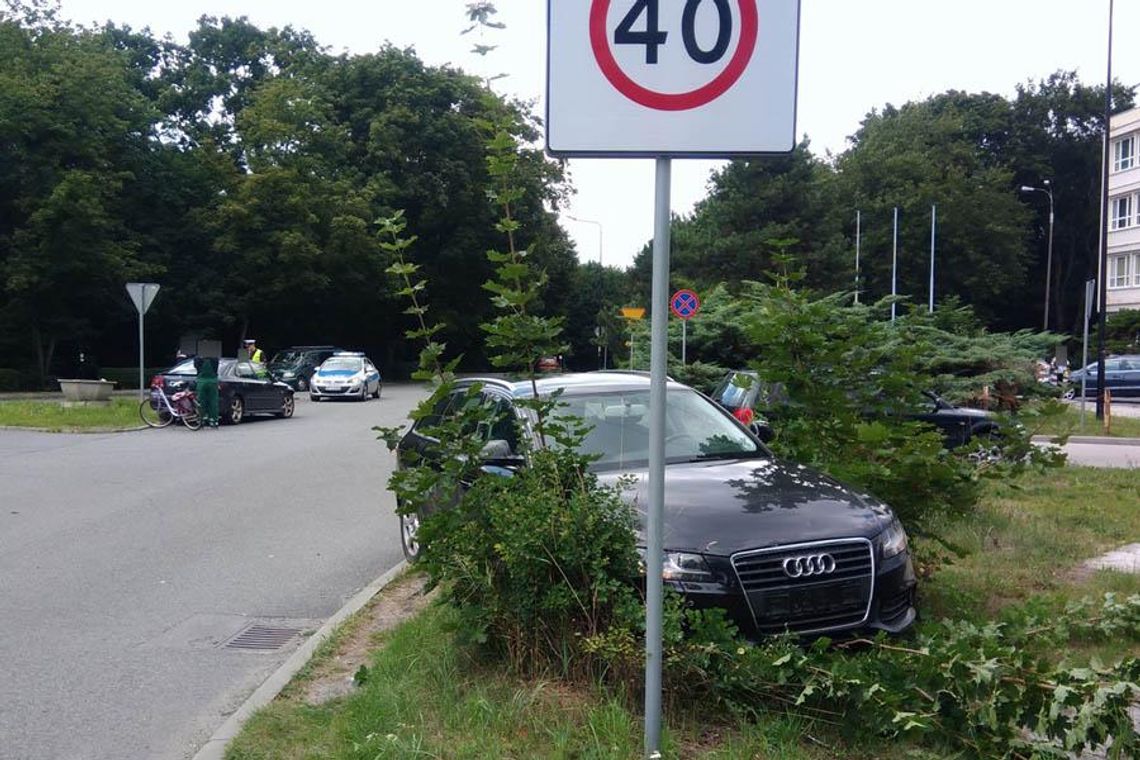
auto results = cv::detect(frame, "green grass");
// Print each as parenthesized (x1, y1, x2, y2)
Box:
(916, 467, 1140, 624)
(1029, 405, 1140, 438)
(0, 397, 142, 431)
(228, 468, 1140, 759)
(227, 602, 831, 760)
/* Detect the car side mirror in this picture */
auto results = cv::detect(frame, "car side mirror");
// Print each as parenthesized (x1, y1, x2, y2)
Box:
(749, 421, 774, 443)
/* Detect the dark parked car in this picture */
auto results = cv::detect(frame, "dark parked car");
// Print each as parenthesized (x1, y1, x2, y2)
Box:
(396, 372, 917, 639)
(268, 346, 343, 391)
(158, 358, 295, 424)
(1067, 356, 1140, 399)
(712, 370, 1000, 450)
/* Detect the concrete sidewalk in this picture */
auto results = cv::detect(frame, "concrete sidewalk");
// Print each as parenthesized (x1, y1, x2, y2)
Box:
(1033, 435, 1140, 446)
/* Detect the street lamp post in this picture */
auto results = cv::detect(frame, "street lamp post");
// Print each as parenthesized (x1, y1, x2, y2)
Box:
(565, 214, 604, 266)
(1096, 0, 1115, 421)
(1019, 181, 1055, 331)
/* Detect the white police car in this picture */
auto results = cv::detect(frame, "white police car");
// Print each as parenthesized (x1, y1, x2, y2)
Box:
(309, 352, 382, 401)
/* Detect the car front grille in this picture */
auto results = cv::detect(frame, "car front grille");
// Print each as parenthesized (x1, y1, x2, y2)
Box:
(731, 539, 874, 635)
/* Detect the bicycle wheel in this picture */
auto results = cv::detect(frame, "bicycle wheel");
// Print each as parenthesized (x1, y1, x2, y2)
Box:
(181, 399, 202, 430)
(139, 397, 174, 428)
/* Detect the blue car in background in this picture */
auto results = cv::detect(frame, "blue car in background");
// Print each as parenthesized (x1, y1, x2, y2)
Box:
(309, 352, 382, 401)
(1067, 355, 1140, 400)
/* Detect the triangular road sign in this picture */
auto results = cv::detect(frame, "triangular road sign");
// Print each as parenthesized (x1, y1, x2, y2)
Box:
(126, 282, 161, 315)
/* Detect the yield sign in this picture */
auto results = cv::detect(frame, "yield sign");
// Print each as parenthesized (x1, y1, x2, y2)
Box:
(125, 282, 161, 315)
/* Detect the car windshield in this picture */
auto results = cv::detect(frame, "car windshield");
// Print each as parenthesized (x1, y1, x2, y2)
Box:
(555, 387, 761, 471)
(270, 351, 301, 366)
(321, 357, 363, 372)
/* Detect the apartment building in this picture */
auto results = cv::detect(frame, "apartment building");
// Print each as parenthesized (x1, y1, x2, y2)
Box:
(1107, 106, 1140, 313)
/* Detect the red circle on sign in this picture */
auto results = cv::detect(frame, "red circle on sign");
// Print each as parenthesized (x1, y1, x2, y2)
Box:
(670, 289, 701, 320)
(590, 0, 759, 112)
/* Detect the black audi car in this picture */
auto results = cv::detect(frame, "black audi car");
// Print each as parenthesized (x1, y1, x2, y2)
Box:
(158, 358, 295, 424)
(396, 372, 916, 639)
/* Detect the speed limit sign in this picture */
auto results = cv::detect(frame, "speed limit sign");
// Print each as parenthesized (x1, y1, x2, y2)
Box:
(547, 0, 800, 156)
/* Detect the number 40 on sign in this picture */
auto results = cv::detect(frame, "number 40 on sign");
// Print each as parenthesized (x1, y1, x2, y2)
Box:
(547, 0, 800, 157)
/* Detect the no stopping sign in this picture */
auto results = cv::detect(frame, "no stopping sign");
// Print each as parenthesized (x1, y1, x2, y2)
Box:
(548, 0, 800, 156)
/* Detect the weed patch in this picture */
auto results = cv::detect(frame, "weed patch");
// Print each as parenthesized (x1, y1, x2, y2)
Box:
(0, 397, 141, 431)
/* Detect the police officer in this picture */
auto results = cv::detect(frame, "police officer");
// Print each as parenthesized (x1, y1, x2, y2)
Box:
(243, 338, 264, 364)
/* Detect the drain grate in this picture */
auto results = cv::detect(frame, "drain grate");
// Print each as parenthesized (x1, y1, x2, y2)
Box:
(224, 624, 301, 651)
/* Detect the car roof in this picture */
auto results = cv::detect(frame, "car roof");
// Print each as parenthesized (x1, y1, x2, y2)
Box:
(457, 371, 684, 398)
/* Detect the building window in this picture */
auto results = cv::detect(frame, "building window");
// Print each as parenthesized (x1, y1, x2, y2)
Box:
(1111, 195, 1133, 229)
(1109, 252, 1140, 289)
(1114, 136, 1136, 172)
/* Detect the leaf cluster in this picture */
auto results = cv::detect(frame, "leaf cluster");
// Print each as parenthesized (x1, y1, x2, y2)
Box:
(653, 593, 1140, 758)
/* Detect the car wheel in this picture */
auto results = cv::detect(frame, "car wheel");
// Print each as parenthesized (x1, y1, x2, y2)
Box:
(277, 394, 295, 418)
(1062, 387, 1075, 400)
(400, 510, 421, 562)
(296, 375, 309, 392)
(359, 385, 369, 402)
(372, 383, 381, 399)
(227, 396, 244, 425)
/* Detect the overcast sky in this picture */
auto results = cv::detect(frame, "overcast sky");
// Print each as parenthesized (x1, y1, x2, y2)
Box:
(58, 0, 1140, 271)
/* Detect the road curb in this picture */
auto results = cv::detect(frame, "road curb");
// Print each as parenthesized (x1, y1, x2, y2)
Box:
(1033, 435, 1140, 447)
(0, 425, 149, 434)
(192, 560, 408, 760)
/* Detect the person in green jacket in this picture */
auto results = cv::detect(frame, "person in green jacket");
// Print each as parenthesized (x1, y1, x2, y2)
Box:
(194, 356, 220, 428)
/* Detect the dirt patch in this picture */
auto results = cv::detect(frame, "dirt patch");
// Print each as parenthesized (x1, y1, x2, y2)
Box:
(299, 571, 434, 706)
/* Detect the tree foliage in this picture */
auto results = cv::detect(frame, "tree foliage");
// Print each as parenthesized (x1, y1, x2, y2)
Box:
(0, 3, 575, 384)
(647, 74, 1134, 337)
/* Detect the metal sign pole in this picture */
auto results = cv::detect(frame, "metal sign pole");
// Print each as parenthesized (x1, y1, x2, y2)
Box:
(1081, 279, 1095, 430)
(644, 156, 671, 758)
(126, 282, 160, 400)
(854, 209, 861, 304)
(681, 319, 687, 366)
(929, 204, 937, 313)
(138, 311, 145, 400)
(891, 207, 899, 322)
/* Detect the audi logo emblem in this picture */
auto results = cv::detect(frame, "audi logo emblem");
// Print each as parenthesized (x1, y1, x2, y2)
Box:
(782, 553, 837, 578)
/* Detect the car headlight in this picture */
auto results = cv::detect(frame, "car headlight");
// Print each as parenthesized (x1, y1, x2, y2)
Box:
(281, 370, 295, 378)
(637, 549, 715, 582)
(876, 518, 909, 559)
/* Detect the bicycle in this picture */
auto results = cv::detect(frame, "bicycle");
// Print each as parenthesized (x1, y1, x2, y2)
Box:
(139, 382, 202, 430)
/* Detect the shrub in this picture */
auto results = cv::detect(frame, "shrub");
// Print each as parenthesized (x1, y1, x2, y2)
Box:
(664, 594, 1140, 757)
(0, 368, 23, 391)
(728, 278, 1063, 535)
(415, 445, 642, 675)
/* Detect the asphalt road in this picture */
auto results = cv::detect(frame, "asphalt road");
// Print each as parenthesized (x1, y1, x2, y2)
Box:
(0, 386, 425, 760)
